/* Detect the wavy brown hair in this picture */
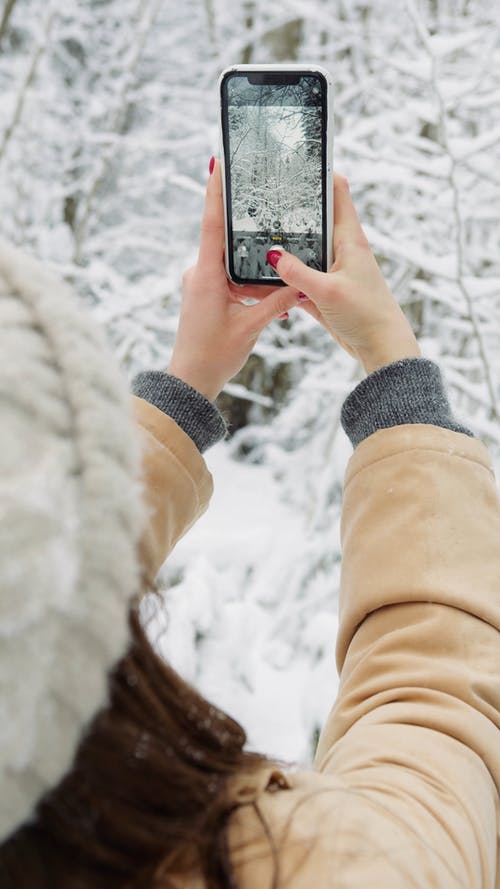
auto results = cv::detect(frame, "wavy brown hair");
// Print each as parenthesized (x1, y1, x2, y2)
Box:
(0, 571, 289, 888)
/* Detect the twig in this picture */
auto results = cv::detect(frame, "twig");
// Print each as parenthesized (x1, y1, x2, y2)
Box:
(72, 0, 161, 264)
(306, 361, 363, 534)
(0, 7, 55, 162)
(406, 0, 499, 423)
(0, 0, 17, 48)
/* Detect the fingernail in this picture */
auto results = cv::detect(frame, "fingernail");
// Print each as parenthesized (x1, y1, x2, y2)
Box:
(298, 292, 309, 301)
(267, 249, 283, 269)
(279, 312, 289, 320)
(209, 156, 215, 175)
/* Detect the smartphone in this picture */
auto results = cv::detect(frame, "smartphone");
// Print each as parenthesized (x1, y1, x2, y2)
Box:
(218, 63, 334, 286)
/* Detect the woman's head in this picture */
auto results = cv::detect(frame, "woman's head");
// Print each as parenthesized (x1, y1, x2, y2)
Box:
(0, 578, 281, 888)
(0, 237, 149, 840)
(0, 239, 285, 887)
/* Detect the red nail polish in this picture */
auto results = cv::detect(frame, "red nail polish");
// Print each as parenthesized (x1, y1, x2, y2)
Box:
(267, 249, 283, 269)
(209, 156, 215, 175)
(298, 293, 309, 301)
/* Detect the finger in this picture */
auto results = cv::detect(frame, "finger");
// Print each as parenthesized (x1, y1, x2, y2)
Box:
(265, 247, 330, 301)
(246, 284, 304, 330)
(333, 173, 370, 253)
(296, 298, 358, 357)
(296, 296, 323, 325)
(197, 158, 225, 272)
(228, 282, 279, 301)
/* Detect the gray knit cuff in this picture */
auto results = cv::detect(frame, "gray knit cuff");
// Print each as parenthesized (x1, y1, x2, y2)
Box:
(341, 357, 475, 448)
(131, 371, 230, 454)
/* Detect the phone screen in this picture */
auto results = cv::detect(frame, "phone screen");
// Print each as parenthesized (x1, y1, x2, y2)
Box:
(221, 71, 327, 285)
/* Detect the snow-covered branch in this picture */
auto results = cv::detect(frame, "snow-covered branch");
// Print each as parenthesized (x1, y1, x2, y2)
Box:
(0, 6, 55, 162)
(406, 0, 499, 423)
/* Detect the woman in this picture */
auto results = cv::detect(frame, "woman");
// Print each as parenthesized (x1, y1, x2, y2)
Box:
(0, 160, 498, 889)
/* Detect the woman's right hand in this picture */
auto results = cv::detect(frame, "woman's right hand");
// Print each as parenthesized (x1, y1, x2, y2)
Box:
(266, 174, 421, 375)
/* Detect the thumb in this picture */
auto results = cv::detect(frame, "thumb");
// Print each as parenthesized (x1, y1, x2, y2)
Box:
(266, 248, 328, 300)
(246, 283, 303, 330)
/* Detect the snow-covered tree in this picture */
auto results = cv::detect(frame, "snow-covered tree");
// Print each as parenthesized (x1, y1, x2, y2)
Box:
(0, 0, 499, 763)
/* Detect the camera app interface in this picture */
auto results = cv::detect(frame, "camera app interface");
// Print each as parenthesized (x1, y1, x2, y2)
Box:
(225, 74, 324, 282)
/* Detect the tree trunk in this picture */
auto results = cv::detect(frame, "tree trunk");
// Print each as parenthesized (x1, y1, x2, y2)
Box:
(203, 0, 218, 59)
(262, 18, 303, 61)
(0, 0, 18, 49)
(241, 0, 254, 64)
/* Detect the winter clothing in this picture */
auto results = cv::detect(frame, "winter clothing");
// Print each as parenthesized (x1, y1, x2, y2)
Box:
(1, 239, 499, 888)
(132, 371, 229, 454)
(0, 239, 148, 841)
(133, 367, 500, 887)
(131, 357, 473, 454)
(132, 376, 500, 889)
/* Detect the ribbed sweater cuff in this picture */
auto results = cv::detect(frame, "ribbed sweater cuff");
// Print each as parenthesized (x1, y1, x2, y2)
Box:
(341, 358, 474, 448)
(131, 371, 230, 454)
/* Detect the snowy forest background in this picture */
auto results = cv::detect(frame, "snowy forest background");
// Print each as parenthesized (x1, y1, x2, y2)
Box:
(0, 0, 499, 765)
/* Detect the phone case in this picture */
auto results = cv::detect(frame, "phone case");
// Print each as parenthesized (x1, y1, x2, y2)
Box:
(218, 63, 334, 286)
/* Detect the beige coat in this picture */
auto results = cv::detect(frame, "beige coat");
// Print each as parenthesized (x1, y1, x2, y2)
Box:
(131, 394, 500, 889)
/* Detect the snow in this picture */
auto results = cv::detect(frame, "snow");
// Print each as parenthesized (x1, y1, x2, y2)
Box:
(428, 28, 485, 57)
(451, 123, 500, 161)
(147, 440, 341, 763)
(1, 0, 499, 769)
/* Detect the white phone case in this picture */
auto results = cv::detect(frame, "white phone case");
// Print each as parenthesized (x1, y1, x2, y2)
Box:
(218, 63, 334, 285)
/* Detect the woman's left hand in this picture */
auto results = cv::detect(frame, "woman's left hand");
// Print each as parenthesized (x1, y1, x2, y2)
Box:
(167, 158, 305, 401)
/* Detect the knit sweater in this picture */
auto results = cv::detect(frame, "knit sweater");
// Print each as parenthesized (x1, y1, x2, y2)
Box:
(131, 358, 474, 453)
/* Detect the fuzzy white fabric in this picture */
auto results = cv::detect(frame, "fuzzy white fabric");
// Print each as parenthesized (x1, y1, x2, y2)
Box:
(0, 238, 148, 842)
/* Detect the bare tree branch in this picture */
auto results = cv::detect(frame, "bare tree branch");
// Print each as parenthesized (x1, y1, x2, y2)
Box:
(406, 0, 499, 424)
(203, 0, 219, 59)
(72, 0, 162, 264)
(0, 7, 55, 162)
(0, 0, 17, 49)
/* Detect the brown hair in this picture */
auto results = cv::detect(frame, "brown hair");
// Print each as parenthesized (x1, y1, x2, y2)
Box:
(0, 572, 290, 888)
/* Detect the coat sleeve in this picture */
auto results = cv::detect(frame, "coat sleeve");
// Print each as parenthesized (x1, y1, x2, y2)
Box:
(311, 422, 500, 888)
(129, 395, 214, 582)
(228, 422, 500, 889)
